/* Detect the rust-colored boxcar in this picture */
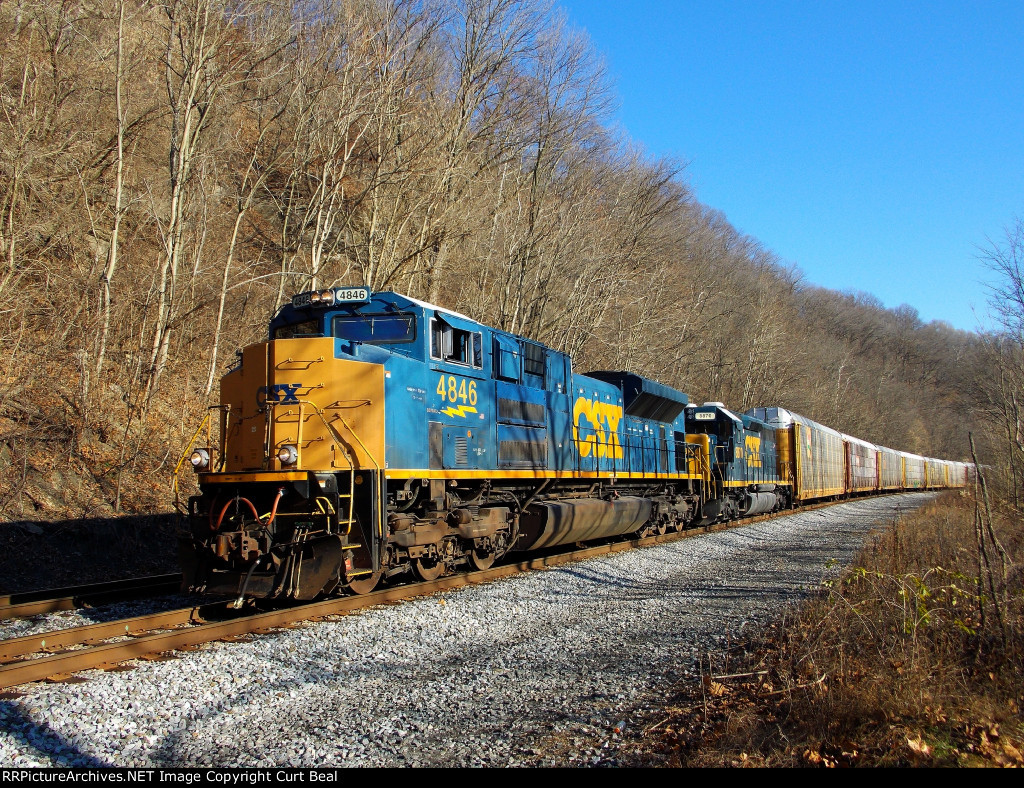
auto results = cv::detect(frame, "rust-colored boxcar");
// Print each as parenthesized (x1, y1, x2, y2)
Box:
(843, 434, 879, 494)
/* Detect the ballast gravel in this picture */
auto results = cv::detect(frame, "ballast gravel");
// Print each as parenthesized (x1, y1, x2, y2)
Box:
(0, 595, 208, 642)
(0, 493, 936, 767)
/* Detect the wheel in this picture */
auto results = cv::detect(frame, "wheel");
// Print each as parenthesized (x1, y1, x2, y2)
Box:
(467, 548, 495, 571)
(654, 520, 668, 536)
(412, 556, 443, 582)
(345, 569, 381, 595)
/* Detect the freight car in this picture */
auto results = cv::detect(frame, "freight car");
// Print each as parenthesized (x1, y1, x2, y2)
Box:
(176, 288, 970, 603)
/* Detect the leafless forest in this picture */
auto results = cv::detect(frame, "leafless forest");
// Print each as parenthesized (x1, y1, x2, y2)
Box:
(0, 0, 1018, 520)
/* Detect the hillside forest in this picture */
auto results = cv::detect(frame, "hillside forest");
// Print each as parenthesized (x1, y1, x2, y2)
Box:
(0, 0, 1019, 521)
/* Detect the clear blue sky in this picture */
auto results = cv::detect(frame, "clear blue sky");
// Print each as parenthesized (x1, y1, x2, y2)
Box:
(557, 0, 1024, 332)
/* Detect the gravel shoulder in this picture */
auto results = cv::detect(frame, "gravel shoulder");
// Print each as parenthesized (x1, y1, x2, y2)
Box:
(0, 492, 936, 767)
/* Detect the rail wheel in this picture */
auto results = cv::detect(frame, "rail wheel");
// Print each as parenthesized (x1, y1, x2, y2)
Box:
(468, 548, 495, 571)
(654, 520, 668, 536)
(412, 556, 443, 582)
(345, 569, 382, 595)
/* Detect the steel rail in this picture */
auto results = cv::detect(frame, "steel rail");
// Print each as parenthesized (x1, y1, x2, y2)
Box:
(0, 492, 921, 690)
(0, 607, 209, 662)
(0, 574, 183, 620)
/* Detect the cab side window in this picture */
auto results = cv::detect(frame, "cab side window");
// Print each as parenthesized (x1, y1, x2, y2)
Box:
(523, 342, 546, 378)
(431, 319, 482, 368)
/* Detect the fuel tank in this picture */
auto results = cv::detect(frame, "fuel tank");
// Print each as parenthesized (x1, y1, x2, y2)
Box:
(741, 491, 778, 516)
(515, 497, 653, 551)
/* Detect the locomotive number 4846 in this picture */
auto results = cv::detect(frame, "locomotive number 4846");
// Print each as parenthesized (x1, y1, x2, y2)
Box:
(436, 375, 478, 405)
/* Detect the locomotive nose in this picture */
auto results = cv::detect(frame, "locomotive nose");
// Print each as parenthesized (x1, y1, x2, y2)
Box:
(182, 335, 387, 602)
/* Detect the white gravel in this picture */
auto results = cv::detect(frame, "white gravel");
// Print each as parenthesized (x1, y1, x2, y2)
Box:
(0, 493, 936, 767)
(0, 595, 206, 642)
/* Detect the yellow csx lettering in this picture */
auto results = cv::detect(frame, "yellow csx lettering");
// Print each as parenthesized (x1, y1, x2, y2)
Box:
(745, 435, 762, 468)
(572, 397, 623, 459)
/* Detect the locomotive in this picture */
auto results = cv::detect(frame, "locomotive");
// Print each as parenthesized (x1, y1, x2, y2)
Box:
(176, 288, 969, 602)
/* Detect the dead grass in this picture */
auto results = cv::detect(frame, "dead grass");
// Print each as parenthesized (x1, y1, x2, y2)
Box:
(623, 492, 1024, 767)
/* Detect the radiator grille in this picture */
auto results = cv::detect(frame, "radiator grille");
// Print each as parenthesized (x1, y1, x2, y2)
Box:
(454, 437, 469, 466)
(498, 397, 546, 425)
(499, 439, 546, 467)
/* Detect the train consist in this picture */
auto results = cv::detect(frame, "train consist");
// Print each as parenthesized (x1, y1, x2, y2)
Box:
(177, 289, 971, 601)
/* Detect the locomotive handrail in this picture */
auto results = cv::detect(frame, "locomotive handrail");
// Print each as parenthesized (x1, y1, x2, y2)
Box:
(171, 411, 212, 511)
(274, 356, 324, 370)
(215, 404, 232, 472)
(276, 398, 385, 543)
(256, 398, 359, 542)
(694, 443, 714, 504)
(330, 412, 385, 542)
(277, 400, 382, 472)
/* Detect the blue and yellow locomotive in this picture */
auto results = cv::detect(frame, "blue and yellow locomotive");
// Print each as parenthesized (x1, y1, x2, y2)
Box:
(177, 287, 966, 602)
(179, 289, 741, 600)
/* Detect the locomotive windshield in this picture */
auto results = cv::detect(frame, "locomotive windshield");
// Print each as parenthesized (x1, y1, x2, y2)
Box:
(332, 313, 415, 344)
(272, 319, 322, 339)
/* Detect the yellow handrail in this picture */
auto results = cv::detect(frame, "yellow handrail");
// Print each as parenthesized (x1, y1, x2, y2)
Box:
(266, 397, 383, 542)
(172, 409, 211, 507)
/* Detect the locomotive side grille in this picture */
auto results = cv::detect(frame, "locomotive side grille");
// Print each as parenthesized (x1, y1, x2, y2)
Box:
(454, 437, 469, 466)
(498, 397, 546, 426)
(499, 439, 547, 467)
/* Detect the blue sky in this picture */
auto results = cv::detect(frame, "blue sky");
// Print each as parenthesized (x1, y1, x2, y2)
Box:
(557, 0, 1024, 332)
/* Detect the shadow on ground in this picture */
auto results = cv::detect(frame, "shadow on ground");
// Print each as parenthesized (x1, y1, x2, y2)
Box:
(0, 514, 179, 594)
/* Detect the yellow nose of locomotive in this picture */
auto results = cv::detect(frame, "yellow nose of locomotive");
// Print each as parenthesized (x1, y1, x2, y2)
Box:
(180, 336, 386, 601)
(218, 336, 385, 473)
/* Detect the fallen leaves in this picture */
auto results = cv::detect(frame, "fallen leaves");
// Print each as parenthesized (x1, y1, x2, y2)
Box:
(975, 722, 1024, 768)
(906, 735, 931, 759)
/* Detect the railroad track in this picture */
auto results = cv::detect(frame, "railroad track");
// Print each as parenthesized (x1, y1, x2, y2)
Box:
(0, 495, 918, 692)
(0, 574, 183, 620)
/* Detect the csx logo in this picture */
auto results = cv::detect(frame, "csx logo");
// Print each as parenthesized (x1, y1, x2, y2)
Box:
(573, 396, 623, 459)
(745, 435, 762, 468)
(257, 384, 302, 405)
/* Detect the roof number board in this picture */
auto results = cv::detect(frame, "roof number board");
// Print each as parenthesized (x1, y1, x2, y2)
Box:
(335, 287, 370, 302)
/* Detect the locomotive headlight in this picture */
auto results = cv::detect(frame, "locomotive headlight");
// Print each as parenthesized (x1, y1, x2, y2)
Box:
(318, 288, 336, 306)
(277, 444, 299, 466)
(189, 448, 211, 471)
(309, 291, 322, 304)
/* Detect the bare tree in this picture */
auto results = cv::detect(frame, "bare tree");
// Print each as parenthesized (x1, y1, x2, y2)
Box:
(977, 218, 1024, 500)
(203, 4, 295, 394)
(145, 0, 252, 397)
